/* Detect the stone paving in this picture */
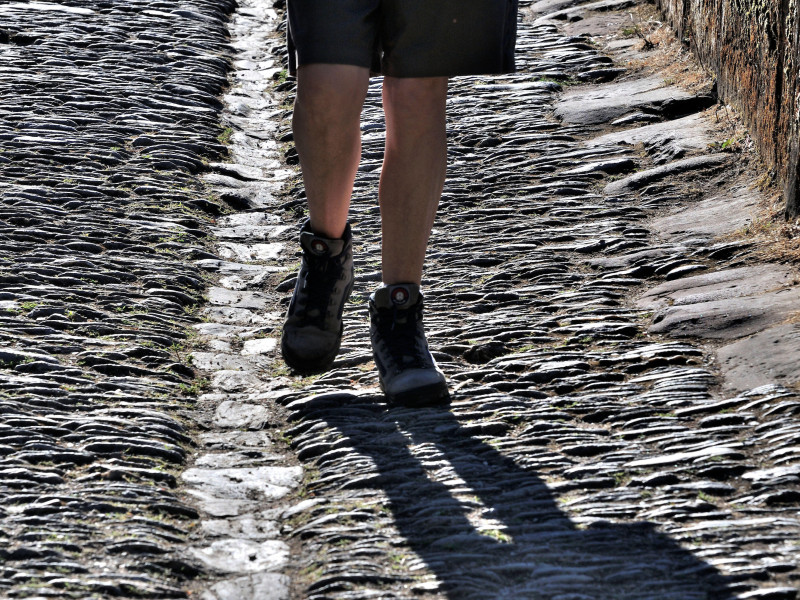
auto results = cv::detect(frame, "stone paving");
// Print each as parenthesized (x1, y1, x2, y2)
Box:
(0, 0, 235, 597)
(1, 0, 799, 599)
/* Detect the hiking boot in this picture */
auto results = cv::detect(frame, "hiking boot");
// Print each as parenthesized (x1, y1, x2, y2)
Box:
(369, 283, 449, 406)
(281, 220, 354, 373)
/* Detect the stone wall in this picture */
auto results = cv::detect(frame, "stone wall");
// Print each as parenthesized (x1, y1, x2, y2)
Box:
(654, 0, 800, 217)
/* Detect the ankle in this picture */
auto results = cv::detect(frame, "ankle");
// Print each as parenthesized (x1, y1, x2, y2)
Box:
(308, 218, 349, 240)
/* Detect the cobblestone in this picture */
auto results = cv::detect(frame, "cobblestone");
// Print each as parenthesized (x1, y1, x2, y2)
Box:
(2, 0, 800, 599)
(0, 0, 235, 596)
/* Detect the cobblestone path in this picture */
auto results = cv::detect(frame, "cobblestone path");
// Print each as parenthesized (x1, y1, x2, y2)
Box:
(0, 0, 241, 598)
(1, 0, 799, 599)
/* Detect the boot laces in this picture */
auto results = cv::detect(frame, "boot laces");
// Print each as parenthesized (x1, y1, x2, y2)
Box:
(375, 303, 427, 370)
(298, 253, 342, 327)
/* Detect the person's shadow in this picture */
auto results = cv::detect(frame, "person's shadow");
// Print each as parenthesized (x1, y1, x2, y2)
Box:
(287, 392, 735, 600)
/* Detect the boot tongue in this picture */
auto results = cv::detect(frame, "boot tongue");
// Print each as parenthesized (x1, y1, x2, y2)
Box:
(300, 231, 345, 257)
(375, 283, 421, 309)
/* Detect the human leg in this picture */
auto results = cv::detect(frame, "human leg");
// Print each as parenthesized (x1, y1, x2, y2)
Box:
(281, 64, 369, 373)
(378, 75, 448, 284)
(293, 64, 369, 238)
(369, 76, 450, 404)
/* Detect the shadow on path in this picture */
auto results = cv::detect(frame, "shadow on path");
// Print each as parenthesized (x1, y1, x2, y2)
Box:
(288, 392, 734, 599)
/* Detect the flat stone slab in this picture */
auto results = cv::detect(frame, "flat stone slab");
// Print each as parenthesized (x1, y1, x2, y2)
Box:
(588, 113, 714, 153)
(646, 287, 800, 339)
(640, 264, 800, 340)
(203, 306, 276, 325)
(216, 212, 282, 227)
(716, 324, 800, 393)
(182, 466, 303, 497)
(207, 287, 269, 310)
(214, 399, 272, 429)
(212, 213, 289, 240)
(639, 265, 798, 310)
(200, 572, 290, 600)
(241, 337, 278, 356)
(195, 451, 284, 469)
(217, 242, 284, 262)
(182, 466, 302, 516)
(194, 323, 249, 338)
(190, 352, 255, 371)
(604, 154, 730, 196)
(201, 513, 281, 540)
(211, 370, 271, 393)
(555, 74, 694, 125)
(652, 183, 761, 240)
(191, 539, 289, 574)
(200, 430, 274, 450)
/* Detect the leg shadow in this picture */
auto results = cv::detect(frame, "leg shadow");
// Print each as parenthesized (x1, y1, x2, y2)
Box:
(287, 392, 735, 599)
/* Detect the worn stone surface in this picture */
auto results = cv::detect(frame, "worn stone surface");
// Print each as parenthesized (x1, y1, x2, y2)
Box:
(2, 0, 800, 599)
(604, 154, 730, 195)
(652, 184, 762, 240)
(639, 265, 798, 306)
(716, 324, 800, 393)
(555, 74, 697, 125)
(201, 572, 290, 600)
(645, 289, 800, 339)
(191, 539, 290, 578)
(588, 112, 717, 157)
(0, 0, 237, 596)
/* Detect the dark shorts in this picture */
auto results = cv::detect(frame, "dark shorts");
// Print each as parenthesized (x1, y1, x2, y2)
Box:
(287, 0, 518, 78)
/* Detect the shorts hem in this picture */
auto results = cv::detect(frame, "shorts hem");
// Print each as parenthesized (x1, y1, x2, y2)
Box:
(382, 64, 516, 79)
(290, 47, 374, 76)
(287, 0, 518, 79)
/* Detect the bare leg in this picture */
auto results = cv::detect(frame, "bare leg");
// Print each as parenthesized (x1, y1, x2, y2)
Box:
(379, 76, 449, 285)
(293, 64, 370, 239)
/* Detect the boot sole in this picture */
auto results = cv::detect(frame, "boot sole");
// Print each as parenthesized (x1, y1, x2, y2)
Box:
(383, 380, 451, 407)
(280, 327, 342, 375)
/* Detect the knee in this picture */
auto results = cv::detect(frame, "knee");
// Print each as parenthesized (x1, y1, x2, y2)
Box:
(383, 77, 448, 117)
(295, 65, 369, 122)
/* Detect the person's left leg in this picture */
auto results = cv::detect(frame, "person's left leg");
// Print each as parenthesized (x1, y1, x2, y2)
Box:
(368, 75, 450, 406)
(378, 75, 448, 285)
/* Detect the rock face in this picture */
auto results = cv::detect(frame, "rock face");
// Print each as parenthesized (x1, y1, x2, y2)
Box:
(653, 0, 800, 217)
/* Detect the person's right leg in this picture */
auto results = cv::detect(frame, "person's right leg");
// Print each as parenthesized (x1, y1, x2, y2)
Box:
(281, 64, 369, 373)
(293, 64, 370, 238)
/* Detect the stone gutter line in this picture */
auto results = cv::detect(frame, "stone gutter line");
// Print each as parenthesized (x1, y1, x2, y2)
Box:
(181, 1, 304, 599)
